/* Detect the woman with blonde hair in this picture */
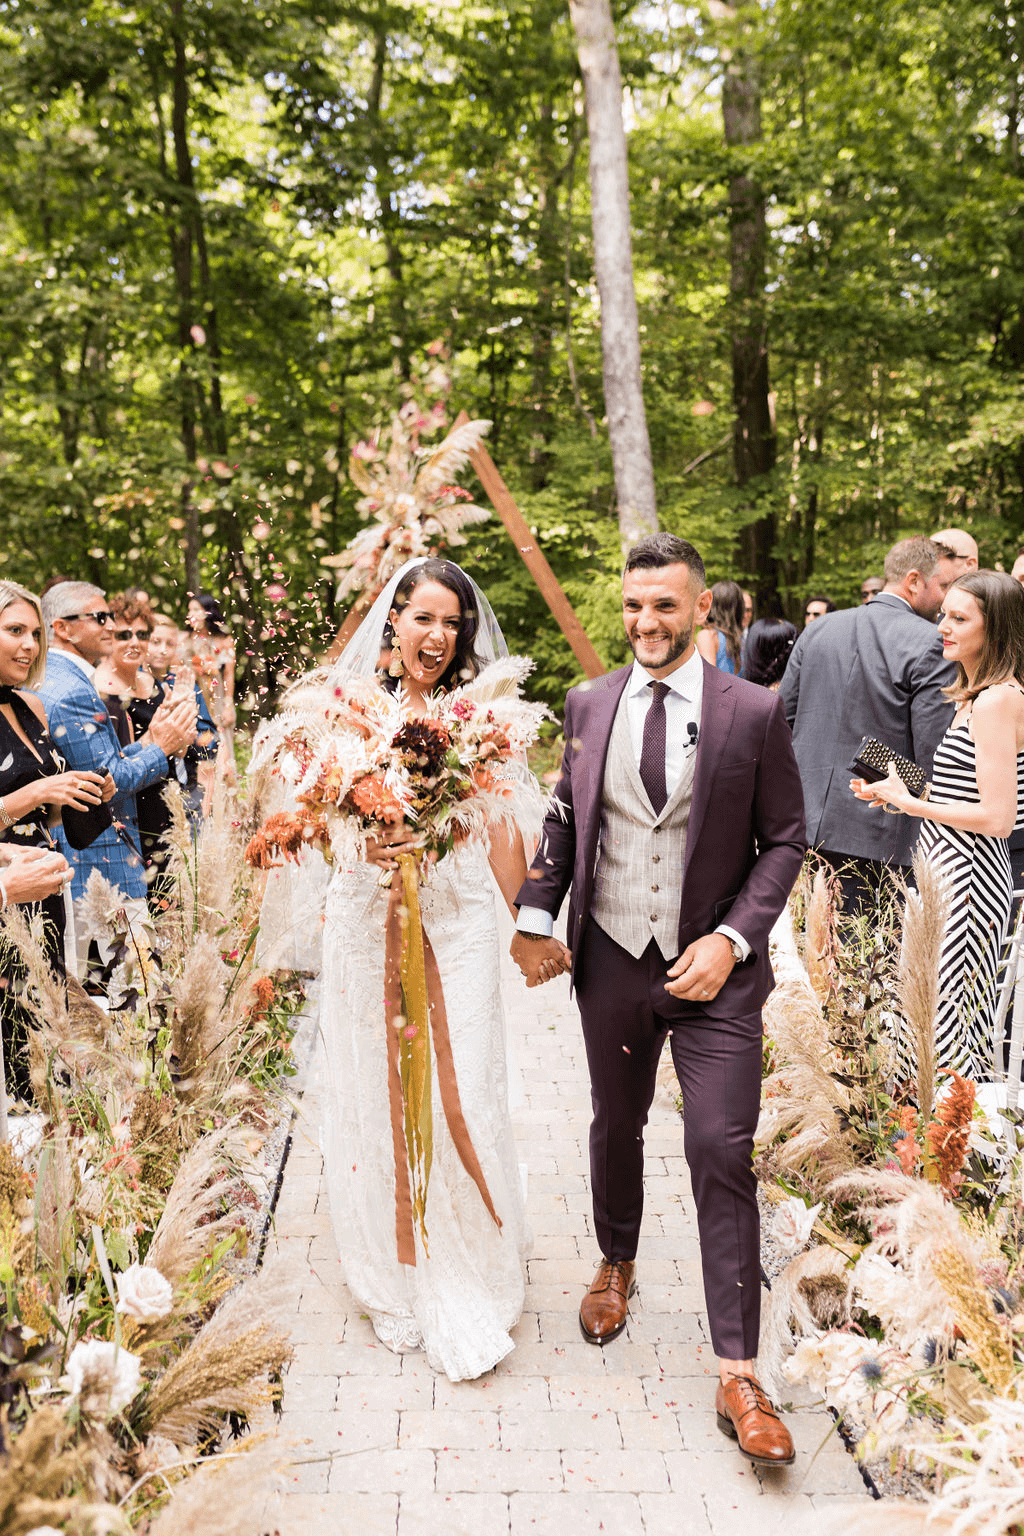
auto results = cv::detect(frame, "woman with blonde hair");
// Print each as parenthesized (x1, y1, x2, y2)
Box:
(696, 579, 746, 674)
(852, 570, 1024, 1077)
(0, 581, 111, 1097)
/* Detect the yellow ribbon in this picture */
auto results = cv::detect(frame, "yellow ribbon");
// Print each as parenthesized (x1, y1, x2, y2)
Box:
(384, 851, 501, 1265)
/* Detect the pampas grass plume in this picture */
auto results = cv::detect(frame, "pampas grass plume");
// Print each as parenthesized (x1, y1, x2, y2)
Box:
(133, 1265, 293, 1444)
(145, 1128, 247, 1285)
(805, 865, 833, 1001)
(899, 848, 949, 1122)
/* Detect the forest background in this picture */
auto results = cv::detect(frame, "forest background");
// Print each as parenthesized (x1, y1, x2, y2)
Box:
(1, 0, 1023, 711)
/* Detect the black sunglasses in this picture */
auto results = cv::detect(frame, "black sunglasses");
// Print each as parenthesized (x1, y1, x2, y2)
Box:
(64, 610, 114, 625)
(113, 627, 151, 642)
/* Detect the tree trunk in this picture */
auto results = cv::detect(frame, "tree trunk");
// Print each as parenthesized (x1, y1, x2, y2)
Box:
(722, 47, 778, 610)
(166, 2, 201, 596)
(367, 27, 409, 382)
(569, 0, 658, 549)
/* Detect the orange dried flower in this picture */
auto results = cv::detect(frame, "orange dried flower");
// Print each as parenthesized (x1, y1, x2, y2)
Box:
(925, 1070, 976, 1192)
(348, 773, 405, 823)
(245, 810, 327, 868)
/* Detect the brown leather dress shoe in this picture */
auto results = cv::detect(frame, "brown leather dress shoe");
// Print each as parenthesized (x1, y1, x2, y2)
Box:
(715, 1374, 795, 1465)
(579, 1259, 635, 1345)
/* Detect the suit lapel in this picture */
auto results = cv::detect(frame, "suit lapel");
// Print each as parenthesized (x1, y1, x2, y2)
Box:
(577, 668, 630, 846)
(683, 662, 736, 885)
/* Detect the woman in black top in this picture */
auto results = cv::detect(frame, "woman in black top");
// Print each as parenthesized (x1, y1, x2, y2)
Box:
(0, 582, 111, 1098)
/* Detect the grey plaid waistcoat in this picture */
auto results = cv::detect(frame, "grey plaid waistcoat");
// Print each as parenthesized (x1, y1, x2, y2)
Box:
(590, 690, 695, 960)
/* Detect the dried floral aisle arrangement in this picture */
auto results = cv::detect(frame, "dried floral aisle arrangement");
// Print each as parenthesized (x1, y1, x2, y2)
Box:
(755, 851, 1024, 1533)
(0, 789, 310, 1532)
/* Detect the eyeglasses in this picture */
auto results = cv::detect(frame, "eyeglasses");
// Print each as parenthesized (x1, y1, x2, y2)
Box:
(112, 627, 151, 642)
(63, 610, 114, 626)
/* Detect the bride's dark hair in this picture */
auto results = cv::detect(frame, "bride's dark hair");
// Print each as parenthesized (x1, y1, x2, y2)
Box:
(381, 559, 482, 692)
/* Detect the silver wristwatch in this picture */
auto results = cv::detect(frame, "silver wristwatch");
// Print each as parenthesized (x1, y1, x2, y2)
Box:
(727, 938, 744, 964)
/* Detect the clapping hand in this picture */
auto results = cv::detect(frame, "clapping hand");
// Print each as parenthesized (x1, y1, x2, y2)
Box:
(147, 697, 199, 756)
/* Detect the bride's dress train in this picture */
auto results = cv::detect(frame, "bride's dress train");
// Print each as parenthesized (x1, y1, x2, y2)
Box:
(319, 839, 530, 1381)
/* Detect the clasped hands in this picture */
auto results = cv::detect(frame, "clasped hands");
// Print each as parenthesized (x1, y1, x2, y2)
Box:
(0, 844, 73, 904)
(509, 929, 736, 1000)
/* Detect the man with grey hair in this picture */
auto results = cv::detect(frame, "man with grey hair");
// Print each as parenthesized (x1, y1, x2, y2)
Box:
(38, 581, 196, 984)
(780, 536, 958, 912)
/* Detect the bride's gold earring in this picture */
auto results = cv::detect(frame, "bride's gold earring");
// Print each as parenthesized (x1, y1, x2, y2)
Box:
(389, 635, 405, 678)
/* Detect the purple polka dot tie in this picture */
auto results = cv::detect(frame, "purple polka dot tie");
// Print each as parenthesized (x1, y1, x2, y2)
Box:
(639, 680, 668, 814)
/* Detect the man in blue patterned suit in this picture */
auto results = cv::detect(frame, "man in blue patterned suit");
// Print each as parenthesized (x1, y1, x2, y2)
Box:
(37, 582, 197, 978)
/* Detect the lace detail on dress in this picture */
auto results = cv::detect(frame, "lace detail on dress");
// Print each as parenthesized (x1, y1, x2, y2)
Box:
(319, 838, 530, 1382)
(370, 1311, 423, 1354)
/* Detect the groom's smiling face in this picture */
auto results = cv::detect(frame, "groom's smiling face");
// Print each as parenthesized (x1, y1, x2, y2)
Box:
(622, 564, 713, 677)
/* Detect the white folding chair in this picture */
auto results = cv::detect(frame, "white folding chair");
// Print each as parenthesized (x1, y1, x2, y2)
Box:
(992, 893, 1024, 1115)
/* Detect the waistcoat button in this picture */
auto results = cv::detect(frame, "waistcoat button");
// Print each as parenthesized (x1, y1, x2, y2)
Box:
(652, 853, 660, 863)
(651, 884, 659, 892)
(650, 913, 658, 921)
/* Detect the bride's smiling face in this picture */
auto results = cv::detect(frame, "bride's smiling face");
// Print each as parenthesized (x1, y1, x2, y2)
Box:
(391, 580, 463, 688)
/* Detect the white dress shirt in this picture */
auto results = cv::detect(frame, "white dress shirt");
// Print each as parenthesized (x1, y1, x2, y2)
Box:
(518, 650, 750, 959)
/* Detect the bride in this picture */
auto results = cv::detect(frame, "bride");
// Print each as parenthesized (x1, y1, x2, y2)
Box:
(266, 558, 541, 1380)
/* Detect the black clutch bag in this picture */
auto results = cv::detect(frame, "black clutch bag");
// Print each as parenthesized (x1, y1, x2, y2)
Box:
(61, 800, 114, 850)
(850, 736, 928, 798)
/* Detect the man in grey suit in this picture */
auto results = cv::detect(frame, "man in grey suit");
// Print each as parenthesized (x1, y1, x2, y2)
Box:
(780, 535, 958, 912)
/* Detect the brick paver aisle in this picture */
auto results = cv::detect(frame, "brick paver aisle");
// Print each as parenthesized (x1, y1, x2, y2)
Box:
(261, 972, 868, 1535)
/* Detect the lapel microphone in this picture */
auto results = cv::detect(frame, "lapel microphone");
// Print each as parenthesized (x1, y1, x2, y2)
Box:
(687, 720, 699, 749)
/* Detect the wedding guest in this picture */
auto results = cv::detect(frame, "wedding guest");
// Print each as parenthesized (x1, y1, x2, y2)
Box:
(0, 581, 110, 1096)
(781, 537, 958, 915)
(861, 577, 884, 603)
(37, 582, 196, 984)
(138, 614, 218, 861)
(696, 579, 746, 674)
(93, 593, 154, 744)
(803, 595, 836, 625)
(741, 618, 798, 691)
(852, 571, 1024, 1077)
(932, 528, 979, 577)
(183, 594, 236, 800)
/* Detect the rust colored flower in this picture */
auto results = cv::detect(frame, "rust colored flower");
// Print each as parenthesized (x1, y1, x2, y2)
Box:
(347, 773, 405, 824)
(925, 1070, 976, 1192)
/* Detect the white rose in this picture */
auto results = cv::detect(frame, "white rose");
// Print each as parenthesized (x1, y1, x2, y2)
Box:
(773, 1197, 822, 1256)
(25, 1528, 66, 1536)
(65, 1339, 142, 1418)
(115, 1262, 174, 1323)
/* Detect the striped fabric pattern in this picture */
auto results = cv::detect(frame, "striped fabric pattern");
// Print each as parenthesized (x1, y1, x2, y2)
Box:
(914, 725, 1024, 1079)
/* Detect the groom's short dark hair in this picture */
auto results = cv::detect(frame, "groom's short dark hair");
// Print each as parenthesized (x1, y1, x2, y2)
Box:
(624, 533, 705, 587)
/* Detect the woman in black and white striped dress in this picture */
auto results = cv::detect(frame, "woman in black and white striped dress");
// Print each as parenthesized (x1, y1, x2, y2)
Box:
(852, 571, 1024, 1079)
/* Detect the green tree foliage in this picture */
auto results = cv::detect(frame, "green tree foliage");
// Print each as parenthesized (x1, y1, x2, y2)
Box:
(1, 0, 1022, 714)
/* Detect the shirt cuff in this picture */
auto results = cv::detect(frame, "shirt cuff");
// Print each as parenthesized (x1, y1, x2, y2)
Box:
(715, 923, 751, 962)
(517, 906, 554, 938)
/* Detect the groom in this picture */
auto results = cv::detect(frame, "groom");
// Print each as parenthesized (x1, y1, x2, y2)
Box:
(511, 533, 806, 1465)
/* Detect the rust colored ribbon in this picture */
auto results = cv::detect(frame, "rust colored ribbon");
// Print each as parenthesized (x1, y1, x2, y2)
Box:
(383, 852, 502, 1266)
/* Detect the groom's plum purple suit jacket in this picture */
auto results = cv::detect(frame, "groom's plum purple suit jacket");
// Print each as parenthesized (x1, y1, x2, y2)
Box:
(515, 660, 808, 1021)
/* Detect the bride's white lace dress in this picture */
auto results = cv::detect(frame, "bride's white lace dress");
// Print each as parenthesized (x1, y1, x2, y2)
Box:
(319, 837, 530, 1381)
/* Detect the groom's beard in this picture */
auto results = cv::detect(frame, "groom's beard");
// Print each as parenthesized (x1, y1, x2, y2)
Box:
(627, 627, 692, 671)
